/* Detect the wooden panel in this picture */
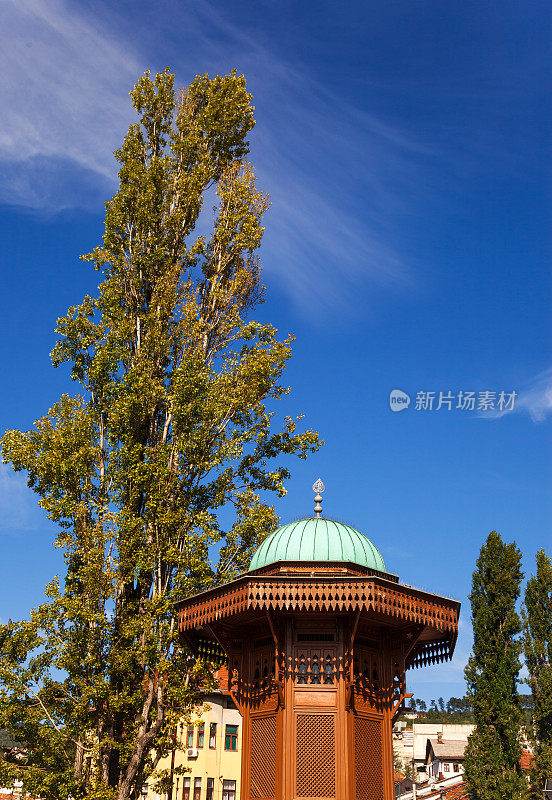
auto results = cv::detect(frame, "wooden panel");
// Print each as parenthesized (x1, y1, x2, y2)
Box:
(250, 690, 279, 713)
(353, 689, 380, 715)
(250, 716, 277, 799)
(354, 716, 384, 800)
(294, 690, 337, 707)
(296, 714, 336, 798)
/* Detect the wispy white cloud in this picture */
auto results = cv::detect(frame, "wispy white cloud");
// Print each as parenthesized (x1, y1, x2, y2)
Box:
(479, 368, 552, 423)
(171, 4, 436, 310)
(0, 0, 140, 207)
(515, 368, 552, 423)
(0, 463, 45, 534)
(0, 0, 440, 305)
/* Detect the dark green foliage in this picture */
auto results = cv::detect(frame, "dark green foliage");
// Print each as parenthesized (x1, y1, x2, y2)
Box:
(523, 549, 552, 795)
(404, 695, 474, 723)
(464, 530, 528, 800)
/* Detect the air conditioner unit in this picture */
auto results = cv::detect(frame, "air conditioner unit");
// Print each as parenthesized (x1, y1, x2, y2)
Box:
(187, 748, 198, 758)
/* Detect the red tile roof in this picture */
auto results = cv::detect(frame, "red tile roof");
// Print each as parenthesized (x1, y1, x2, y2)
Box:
(422, 782, 469, 800)
(444, 783, 470, 799)
(520, 750, 535, 770)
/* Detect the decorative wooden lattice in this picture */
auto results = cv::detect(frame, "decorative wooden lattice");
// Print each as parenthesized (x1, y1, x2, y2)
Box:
(252, 648, 276, 691)
(178, 577, 459, 657)
(294, 648, 337, 685)
(407, 636, 456, 669)
(296, 714, 335, 798)
(354, 649, 380, 686)
(392, 661, 404, 703)
(352, 649, 383, 713)
(250, 716, 277, 799)
(354, 717, 384, 800)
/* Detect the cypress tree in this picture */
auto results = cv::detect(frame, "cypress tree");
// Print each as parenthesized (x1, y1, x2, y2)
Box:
(523, 549, 552, 795)
(464, 530, 528, 800)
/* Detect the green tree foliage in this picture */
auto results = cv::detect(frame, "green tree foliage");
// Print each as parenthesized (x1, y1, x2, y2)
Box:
(401, 695, 473, 723)
(464, 530, 528, 800)
(0, 69, 319, 800)
(393, 746, 404, 772)
(523, 549, 552, 795)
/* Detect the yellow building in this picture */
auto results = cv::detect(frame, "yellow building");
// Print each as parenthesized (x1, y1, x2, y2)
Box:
(145, 692, 242, 800)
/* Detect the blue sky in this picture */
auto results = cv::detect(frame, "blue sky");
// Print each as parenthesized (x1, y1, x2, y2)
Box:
(0, 0, 550, 703)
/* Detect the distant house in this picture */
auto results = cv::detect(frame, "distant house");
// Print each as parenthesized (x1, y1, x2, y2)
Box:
(393, 722, 474, 778)
(394, 771, 414, 800)
(428, 784, 469, 800)
(0, 730, 27, 760)
(144, 689, 242, 800)
(0, 730, 33, 800)
(434, 783, 469, 799)
(425, 736, 466, 781)
(394, 770, 414, 798)
(446, 785, 470, 799)
(393, 779, 469, 800)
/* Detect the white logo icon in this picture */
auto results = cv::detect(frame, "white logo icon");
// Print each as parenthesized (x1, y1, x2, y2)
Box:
(389, 389, 411, 412)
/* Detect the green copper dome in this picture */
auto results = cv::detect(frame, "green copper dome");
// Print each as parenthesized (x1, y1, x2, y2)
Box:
(249, 518, 386, 572)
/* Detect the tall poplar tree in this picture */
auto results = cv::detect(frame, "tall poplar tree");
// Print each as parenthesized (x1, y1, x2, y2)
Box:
(0, 69, 319, 800)
(523, 549, 552, 795)
(464, 530, 527, 800)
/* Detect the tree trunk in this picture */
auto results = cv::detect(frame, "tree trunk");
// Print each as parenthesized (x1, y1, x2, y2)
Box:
(116, 685, 165, 800)
(116, 720, 164, 800)
(74, 739, 84, 780)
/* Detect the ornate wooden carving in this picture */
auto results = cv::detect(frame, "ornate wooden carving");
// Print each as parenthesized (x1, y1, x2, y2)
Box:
(179, 576, 458, 642)
(176, 563, 459, 800)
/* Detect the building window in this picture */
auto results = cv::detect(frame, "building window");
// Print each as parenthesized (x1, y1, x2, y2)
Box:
(453, 763, 459, 772)
(206, 778, 214, 800)
(209, 722, 217, 748)
(186, 726, 194, 748)
(193, 777, 201, 800)
(222, 780, 236, 800)
(444, 763, 450, 772)
(197, 722, 205, 748)
(183, 777, 191, 800)
(225, 724, 238, 751)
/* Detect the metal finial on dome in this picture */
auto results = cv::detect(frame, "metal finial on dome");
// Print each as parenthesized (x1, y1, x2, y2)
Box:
(312, 478, 325, 517)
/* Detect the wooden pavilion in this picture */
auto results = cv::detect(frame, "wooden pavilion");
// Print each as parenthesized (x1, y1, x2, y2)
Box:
(176, 496, 459, 800)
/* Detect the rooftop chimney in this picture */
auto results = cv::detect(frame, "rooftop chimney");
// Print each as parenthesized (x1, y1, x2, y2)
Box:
(437, 731, 443, 744)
